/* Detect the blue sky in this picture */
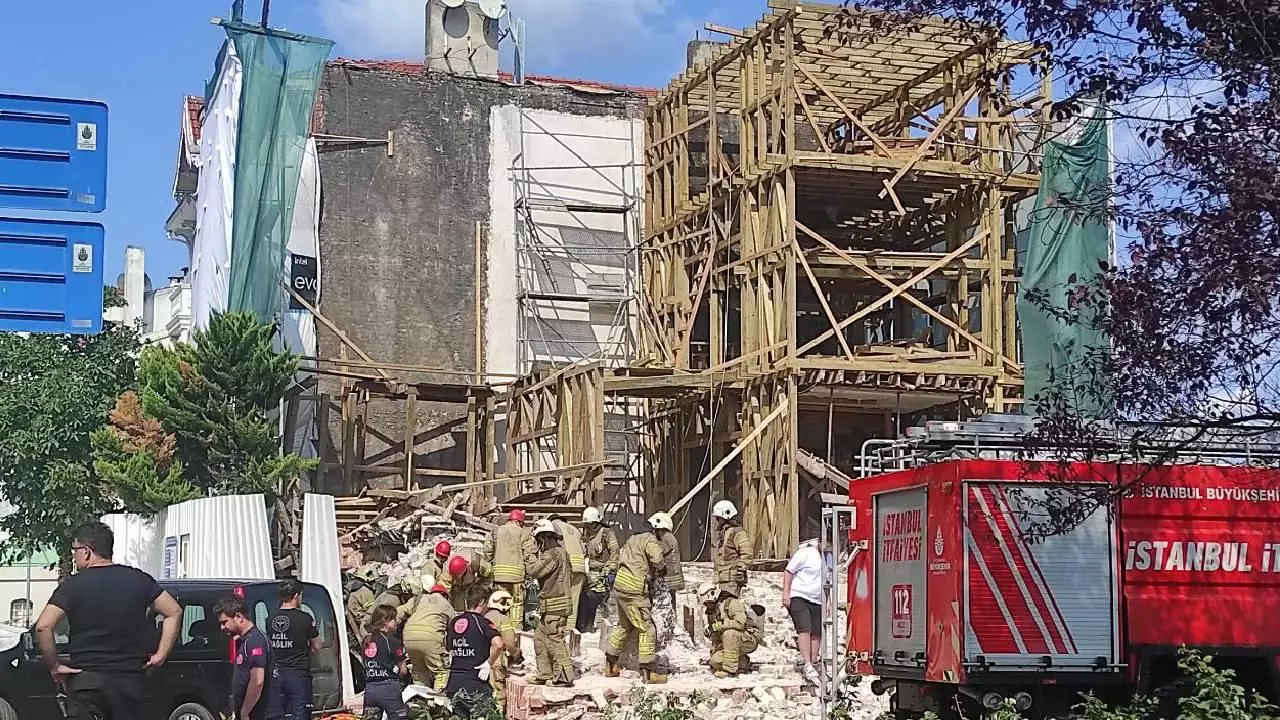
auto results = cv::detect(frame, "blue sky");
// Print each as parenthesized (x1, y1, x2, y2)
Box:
(0, 0, 759, 284)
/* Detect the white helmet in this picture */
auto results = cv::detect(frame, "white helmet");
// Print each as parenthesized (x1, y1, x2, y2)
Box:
(712, 500, 739, 520)
(648, 512, 673, 531)
(582, 507, 602, 524)
(697, 582, 717, 601)
(533, 519, 560, 537)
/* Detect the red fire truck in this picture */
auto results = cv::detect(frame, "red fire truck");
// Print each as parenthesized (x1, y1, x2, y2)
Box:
(844, 416, 1280, 718)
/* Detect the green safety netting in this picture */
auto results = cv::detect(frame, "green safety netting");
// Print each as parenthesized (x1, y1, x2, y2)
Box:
(1018, 103, 1114, 418)
(226, 25, 332, 322)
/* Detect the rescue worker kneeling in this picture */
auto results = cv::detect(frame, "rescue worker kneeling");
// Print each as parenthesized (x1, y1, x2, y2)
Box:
(708, 585, 758, 678)
(483, 590, 524, 710)
(528, 519, 574, 686)
(403, 582, 454, 690)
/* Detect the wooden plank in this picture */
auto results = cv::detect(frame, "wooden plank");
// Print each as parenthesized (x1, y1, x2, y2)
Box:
(668, 396, 790, 515)
(794, 62, 892, 157)
(403, 386, 417, 491)
(795, 224, 986, 354)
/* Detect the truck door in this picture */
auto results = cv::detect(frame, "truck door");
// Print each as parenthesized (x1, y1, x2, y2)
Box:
(874, 487, 928, 668)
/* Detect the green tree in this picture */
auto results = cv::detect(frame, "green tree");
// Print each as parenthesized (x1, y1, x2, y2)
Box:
(0, 288, 140, 561)
(91, 391, 198, 513)
(132, 311, 312, 498)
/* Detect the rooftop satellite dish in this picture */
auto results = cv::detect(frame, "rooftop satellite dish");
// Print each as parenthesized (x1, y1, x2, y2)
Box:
(440, 0, 465, 8)
(477, 0, 507, 19)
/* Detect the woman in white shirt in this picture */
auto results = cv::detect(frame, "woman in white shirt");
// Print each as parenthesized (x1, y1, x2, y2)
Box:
(782, 538, 827, 686)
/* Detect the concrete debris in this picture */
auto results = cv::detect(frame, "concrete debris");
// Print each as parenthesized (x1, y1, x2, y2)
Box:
(341, 497, 493, 578)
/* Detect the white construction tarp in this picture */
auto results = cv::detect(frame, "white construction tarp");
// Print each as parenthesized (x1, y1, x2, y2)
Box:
(190, 43, 242, 331)
(278, 138, 321, 461)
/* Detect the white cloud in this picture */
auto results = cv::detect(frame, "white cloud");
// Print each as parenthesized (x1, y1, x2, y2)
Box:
(317, 0, 425, 59)
(316, 0, 703, 76)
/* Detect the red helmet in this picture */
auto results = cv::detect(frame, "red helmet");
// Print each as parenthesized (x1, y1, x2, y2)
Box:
(434, 540, 452, 559)
(447, 555, 469, 577)
(430, 583, 448, 594)
(509, 509, 526, 523)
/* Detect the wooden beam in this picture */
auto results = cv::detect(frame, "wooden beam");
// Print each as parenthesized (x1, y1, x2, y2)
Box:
(286, 286, 391, 379)
(796, 224, 985, 355)
(668, 396, 790, 516)
(403, 386, 418, 490)
(878, 86, 979, 206)
(794, 62, 892, 156)
(794, 237, 856, 362)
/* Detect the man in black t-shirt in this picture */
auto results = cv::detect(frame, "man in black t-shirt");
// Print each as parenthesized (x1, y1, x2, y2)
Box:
(33, 522, 183, 720)
(266, 579, 320, 720)
(444, 587, 505, 719)
(216, 596, 273, 720)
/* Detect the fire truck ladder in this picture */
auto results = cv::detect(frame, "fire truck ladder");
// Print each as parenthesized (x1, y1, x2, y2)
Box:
(859, 413, 1280, 478)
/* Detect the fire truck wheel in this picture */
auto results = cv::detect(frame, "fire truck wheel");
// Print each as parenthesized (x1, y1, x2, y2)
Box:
(0, 697, 17, 720)
(168, 702, 216, 720)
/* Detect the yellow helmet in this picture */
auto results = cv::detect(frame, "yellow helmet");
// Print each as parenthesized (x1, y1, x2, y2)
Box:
(489, 589, 514, 612)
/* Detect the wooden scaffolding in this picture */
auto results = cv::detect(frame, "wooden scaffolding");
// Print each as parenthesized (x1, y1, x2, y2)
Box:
(637, 0, 1046, 558)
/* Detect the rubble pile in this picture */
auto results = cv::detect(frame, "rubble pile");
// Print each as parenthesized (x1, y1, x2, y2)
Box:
(504, 563, 882, 720)
(342, 493, 495, 581)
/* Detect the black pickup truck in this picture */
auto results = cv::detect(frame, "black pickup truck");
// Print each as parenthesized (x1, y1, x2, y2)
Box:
(0, 579, 344, 720)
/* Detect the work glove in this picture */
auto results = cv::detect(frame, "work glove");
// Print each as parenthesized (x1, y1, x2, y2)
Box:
(478, 660, 491, 681)
(711, 622, 722, 632)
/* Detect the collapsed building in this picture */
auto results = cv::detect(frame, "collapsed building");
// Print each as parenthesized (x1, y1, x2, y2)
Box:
(285, 0, 1046, 563)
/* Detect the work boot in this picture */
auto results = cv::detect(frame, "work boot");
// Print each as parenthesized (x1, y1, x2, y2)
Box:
(642, 667, 668, 685)
(527, 676, 550, 685)
(604, 655, 621, 678)
(714, 670, 730, 679)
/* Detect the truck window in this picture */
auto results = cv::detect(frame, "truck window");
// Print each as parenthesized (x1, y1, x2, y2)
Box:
(153, 597, 219, 657)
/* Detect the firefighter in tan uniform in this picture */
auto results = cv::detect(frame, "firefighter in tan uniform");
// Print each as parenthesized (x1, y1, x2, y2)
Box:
(483, 589, 524, 708)
(344, 567, 378, 637)
(402, 582, 454, 689)
(528, 519, 574, 686)
(604, 512, 673, 685)
(549, 514, 587, 632)
(444, 549, 493, 612)
(579, 507, 620, 632)
(484, 508, 536, 627)
(368, 574, 425, 628)
(711, 500, 752, 595)
(420, 540, 453, 587)
(707, 585, 758, 677)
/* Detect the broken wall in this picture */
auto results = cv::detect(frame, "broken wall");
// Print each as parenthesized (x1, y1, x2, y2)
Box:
(312, 62, 648, 496)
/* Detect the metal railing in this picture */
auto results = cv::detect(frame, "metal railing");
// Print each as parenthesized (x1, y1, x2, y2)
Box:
(858, 414, 1280, 478)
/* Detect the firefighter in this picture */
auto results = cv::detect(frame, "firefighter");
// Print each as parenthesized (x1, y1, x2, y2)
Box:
(579, 507, 619, 633)
(422, 539, 453, 587)
(549, 513, 587, 633)
(344, 568, 378, 638)
(484, 508, 536, 627)
(527, 519, 573, 686)
(698, 582, 722, 661)
(604, 512, 672, 685)
(708, 585, 757, 678)
(444, 549, 493, 612)
(402, 582, 454, 690)
(712, 499, 751, 596)
(484, 589, 523, 708)
(368, 574, 424, 629)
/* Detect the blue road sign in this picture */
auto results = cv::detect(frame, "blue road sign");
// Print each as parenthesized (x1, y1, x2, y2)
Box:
(0, 216, 104, 334)
(0, 93, 108, 213)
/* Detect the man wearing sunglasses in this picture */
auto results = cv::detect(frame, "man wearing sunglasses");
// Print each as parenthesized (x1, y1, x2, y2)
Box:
(33, 522, 183, 720)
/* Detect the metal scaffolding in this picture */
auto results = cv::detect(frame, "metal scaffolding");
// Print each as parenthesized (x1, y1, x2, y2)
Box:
(509, 106, 646, 520)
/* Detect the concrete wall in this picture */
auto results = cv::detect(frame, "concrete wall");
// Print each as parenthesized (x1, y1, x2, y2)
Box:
(313, 64, 647, 495)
